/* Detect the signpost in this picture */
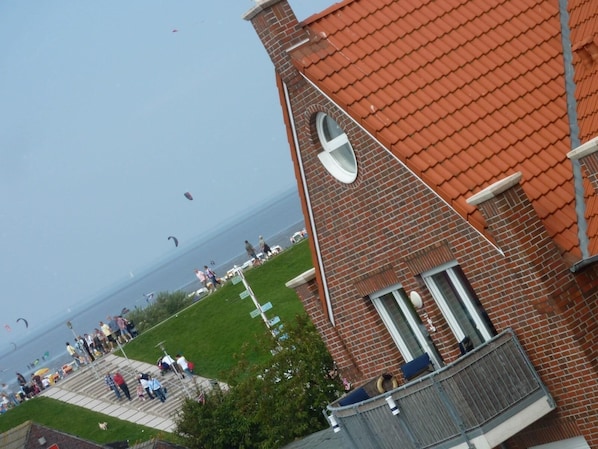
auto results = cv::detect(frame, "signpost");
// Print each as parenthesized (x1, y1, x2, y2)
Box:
(239, 290, 250, 299)
(232, 265, 282, 339)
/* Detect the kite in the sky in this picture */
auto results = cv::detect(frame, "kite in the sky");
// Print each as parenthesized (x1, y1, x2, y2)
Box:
(16, 318, 28, 328)
(184, 192, 193, 200)
(168, 236, 179, 247)
(4, 324, 10, 332)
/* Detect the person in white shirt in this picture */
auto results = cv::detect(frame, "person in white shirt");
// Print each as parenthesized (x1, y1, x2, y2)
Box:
(161, 353, 185, 378)
(137, 374, 155, 400)
(176, 353, 193, 376)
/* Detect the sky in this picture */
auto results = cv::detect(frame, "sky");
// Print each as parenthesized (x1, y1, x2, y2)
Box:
(0, 1, 334, 347)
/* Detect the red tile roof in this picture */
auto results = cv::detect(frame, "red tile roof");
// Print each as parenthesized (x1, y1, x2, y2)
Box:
(290, 0, 593, 259)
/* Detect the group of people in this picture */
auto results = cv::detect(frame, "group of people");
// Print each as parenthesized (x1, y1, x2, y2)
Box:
(104, 370, 168, 403)
(104, 352, 194, 404)
(194, 235, 279, 291)
(245, 235, 272, 262)
(5, 370, 50, 407)
(194, 265, 221, 292)
(157, 353, 194, 378)
(1, 389, 21, 413)
(65, 315, 138, 369)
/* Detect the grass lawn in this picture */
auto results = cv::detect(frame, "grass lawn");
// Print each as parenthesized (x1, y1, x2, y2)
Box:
(0, 241, 314, 444)
(0, 397, 173, 445)
(122, 240, 313, 380)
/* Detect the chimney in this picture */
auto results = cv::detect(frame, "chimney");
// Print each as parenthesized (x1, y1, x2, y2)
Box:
(568, 136, 598, 193)
(243, 0, 309, 85)
(467, 173, 574, 314)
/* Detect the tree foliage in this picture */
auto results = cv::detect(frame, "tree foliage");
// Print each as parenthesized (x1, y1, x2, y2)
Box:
(174, 315, 344, 449)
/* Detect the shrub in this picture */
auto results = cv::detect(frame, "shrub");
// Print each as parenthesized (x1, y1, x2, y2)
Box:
(174, 315, 343, 449)
(127, 290, 193, 333)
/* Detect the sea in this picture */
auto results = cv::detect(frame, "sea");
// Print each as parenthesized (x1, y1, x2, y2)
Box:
(0, 188, 305, 389)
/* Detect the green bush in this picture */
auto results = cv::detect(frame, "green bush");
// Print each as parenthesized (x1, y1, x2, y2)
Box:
(174, 315, 344, 449)
(127, 290, 193, 333)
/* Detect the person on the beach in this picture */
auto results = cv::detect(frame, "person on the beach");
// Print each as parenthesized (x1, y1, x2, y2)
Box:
(176, 353, 193, 376)
(194, 268, 207, 288)
(76, 335, 94, 363)
(204, 265, 221, 289)
(116, 315, 132, 342)
(258, 235, 271, 258)
(100, 321, 116, 351)
(93, 328, 108, 354)
(137, 373, 155, 399)
(136, 382, 146, 401)
(104, 372, 121, 400)
(66, 342, 82, 366)
(149, 376, 167, 402)
(245, 240, 258, 259)
(112, 371, 131, 400)
(16, 372, 27, 387)
(107, 316, 122, 344)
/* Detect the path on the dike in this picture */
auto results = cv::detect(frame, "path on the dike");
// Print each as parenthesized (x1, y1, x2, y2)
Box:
(39, 353, 225, 433)
(39, 354, 343, 449)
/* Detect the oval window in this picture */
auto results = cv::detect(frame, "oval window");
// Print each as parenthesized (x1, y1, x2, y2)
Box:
(316, 113, 357, 183)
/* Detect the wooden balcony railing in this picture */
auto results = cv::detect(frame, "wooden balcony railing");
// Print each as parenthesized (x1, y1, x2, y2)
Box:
(327, 329, 555, 449)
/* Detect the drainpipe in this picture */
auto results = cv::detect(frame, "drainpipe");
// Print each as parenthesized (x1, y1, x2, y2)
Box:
(282, 80, 336, 326)
(558, 0, 589, 259)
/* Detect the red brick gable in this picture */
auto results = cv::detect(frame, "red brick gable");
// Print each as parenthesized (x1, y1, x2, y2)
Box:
(290, 0, 586, 259)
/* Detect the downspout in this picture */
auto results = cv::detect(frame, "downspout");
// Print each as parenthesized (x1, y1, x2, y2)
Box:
(558, 0, 589, 259)
(281, 79, 336, 326)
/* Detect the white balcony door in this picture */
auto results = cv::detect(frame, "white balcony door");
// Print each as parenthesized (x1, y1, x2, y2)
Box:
(371, 285, 442, 369)
(422, 262, 494, 347)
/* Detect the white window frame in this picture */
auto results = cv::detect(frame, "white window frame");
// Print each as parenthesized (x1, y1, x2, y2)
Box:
(371, 284, 442, 368)
(422, 261, 493, 344)
(315, 112, 357, 183)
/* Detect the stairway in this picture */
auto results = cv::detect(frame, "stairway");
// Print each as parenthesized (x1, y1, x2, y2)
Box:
(40, 353, 224, 433)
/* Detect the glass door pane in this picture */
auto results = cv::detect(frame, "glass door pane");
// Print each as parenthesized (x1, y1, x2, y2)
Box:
(379, 292, 424, 359)
(429, 270, 485, 346)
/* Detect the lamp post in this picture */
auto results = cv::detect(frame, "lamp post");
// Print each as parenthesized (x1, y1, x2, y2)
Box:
(66, 320, 99, 379)
(114, 336, 136, 374)
(155, 340, 191, 398)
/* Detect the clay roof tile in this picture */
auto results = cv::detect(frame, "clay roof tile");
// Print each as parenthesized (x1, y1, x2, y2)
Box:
(296, 0, 594, 259)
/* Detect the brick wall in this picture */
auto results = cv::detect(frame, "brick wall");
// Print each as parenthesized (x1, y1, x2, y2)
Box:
(248, 2, 598, 446)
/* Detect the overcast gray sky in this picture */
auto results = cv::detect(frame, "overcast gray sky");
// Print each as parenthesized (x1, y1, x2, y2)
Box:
(0, 1, 333, 345)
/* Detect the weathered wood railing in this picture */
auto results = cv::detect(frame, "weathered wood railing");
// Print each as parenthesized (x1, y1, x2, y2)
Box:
(327, 329, 555, 449)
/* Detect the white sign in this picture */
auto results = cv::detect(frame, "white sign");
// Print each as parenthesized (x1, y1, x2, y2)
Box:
(261, 302, 272, 312)
(239, 290, 250, 299)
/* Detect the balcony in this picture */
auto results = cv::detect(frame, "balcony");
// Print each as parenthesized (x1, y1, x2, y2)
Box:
(327, 329, 555, 449)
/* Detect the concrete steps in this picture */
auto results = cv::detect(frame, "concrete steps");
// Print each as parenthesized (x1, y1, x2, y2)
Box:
(40, 353, 225, 433)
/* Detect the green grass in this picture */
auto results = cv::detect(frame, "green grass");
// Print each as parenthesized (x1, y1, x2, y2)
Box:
(0, 397, 173, 444)
(0, 241, 314, 444)
(122, 241, 313, 380)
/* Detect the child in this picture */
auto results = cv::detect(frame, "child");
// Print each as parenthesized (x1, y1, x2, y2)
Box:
(136, 382, 146, 401)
